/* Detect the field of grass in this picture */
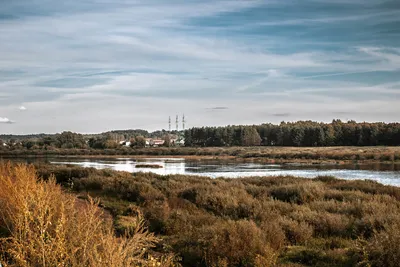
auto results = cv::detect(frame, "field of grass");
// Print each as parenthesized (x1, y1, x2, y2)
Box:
(27, 164, 400, 266)
(2, 146, 400, 164)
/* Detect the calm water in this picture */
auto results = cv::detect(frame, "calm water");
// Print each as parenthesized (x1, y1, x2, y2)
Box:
(38, 157, 400, 186)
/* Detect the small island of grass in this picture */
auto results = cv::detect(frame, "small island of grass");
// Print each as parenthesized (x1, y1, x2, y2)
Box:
(135, 164, 163, 169)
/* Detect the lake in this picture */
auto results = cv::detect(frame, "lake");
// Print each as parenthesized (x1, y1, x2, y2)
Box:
(31, 157, 400, 186)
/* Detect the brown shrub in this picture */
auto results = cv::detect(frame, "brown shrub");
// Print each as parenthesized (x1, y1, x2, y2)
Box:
(200, 219, 278, 267)
(311, 212, 353, 237)
(323, 189, 372, 202)
(260, 220, 286, 250)
(308, 200, 358, 216)
(331, 180, 400, 201)
(164, 208, 218, 236)
(179, 181, 257, 219)
(366, 223, 400, 267)
(270, 182, 325, 204)
(280, 218, 314, 245)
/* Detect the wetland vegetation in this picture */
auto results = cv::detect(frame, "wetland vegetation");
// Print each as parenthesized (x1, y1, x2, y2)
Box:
(2, 163, 399, 266)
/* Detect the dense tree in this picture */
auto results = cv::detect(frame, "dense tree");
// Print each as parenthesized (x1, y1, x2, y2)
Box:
(129, 137, 137, 148)
(22, 140, 36, 150)
(185, 120, 400, 147)
(291, 127, 305, 147)
(88, 134, 118, 149)
(242, 127, 261, 146)
(163, 135, 171, 147)
(135, 136, 146, 148)
(55, 132, 87, 149)
(184, 130, 193, 146)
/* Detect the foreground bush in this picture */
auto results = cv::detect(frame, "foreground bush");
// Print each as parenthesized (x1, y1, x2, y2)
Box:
(366, 223, 400, 267)
(0, 163, 176, 266)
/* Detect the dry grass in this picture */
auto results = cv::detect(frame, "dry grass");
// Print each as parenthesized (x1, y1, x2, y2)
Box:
(0, 163, 177, 266)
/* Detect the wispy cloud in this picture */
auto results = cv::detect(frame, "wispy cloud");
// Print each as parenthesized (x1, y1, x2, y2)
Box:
(208, 107, 229, 110)
(272, 113, 290, 117)
(299, 70, 387, 79)
(252, 10, 400, 27)
(237, 69, 287, 92)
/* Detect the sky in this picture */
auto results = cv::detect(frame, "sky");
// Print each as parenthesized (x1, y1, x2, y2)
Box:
(0, 0, 399, 134)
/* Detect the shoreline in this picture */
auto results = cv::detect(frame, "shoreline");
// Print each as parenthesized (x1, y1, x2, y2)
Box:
(2, 154, 399, 166)
(1, 146, 399, 165)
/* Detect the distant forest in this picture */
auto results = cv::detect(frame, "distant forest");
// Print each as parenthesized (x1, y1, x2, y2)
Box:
(184, 120, 400, 147)
(1, 120, 400, 150)
(0, 129, 172, 141)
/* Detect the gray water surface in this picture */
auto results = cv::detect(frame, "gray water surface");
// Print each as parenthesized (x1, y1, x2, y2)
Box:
(46, 158, 400, 186)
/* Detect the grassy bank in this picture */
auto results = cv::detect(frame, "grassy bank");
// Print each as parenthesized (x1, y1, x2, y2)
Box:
(30, 164, 400, 266)
(2, 146, 400, 164)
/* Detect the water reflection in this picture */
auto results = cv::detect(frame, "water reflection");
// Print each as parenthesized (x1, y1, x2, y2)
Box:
(42, 157, 400, 186)
(50, 158, 187, 176)
(4, 156, 400, 186)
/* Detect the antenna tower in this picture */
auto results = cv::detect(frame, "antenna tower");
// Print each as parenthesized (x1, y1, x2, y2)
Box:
(176, 115, 179, 132)
(168, 116, 171, 132)
(182, 114, 186, 131)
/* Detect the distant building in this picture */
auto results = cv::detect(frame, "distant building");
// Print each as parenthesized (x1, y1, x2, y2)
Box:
(119, 137, 181, 147)
(145, 138, 152, 146)
(151, 139, 165, 147)
(119, 141, 131, 147)
(178, 139, 185, 146)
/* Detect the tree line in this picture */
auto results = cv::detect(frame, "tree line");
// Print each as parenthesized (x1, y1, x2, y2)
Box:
(2, 120, 400, 150)
(184, 120, 400, 147)
(0, 131, 177, 150)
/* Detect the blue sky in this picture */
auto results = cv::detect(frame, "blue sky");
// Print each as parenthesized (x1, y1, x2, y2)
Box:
(0, 0, 399, 134)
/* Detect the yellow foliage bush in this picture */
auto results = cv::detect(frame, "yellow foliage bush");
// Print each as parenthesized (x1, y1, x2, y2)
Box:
(0, 163, 175, 267)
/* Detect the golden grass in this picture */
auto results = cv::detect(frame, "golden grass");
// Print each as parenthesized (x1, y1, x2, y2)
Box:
(0, 163, 176, 267)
